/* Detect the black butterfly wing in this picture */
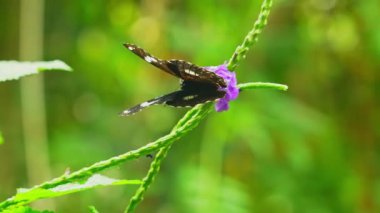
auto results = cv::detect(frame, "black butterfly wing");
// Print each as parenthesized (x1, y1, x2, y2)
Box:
(167, 60, 227, 88)
(124, 43, 181, 77)
(124, 43, 226, 88)
(120, 91, 180, 116)
(165, 87, 226, 107)
(120, 82, 226, 116)
(121, 43, 228, 116)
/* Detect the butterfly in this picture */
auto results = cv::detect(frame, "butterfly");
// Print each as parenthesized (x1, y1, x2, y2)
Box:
(120, 43, 227, 116)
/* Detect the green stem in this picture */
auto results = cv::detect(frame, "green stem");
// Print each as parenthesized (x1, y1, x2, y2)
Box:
(124, 145, 172, 213)
(124, 104, 213, 213)
(0, 105, 212, 211)
(0, 132, 3, 145)
(227, 0, 273, 71)
(124, 0, 275, 212)
(123, 82, 288, 213)
(40, 105, 211, 190)
(238, 82, 288, 91)
(0, 0, 278, 212)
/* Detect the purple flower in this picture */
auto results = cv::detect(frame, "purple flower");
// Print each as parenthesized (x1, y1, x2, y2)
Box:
(205, 64, 239, 112)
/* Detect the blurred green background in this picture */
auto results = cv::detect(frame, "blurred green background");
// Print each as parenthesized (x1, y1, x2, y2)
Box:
(1, 0, 379, 212)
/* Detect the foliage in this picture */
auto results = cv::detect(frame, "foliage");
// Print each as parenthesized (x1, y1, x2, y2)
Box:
(1, 0, 379, 212)
(0, 60, 71, 145)
(0, 174, 141, 211)
(0, 0, 285, 212)
(1, 206, 54, 213)
(0, 60, 72, 82)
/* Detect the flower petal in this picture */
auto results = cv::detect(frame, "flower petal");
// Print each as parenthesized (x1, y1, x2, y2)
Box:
(204, 64, 239, 112)
(215, 99, 229, 112)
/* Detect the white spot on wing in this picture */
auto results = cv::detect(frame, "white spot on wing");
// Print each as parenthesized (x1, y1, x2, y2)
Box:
(120, 109, 134, 116)
(140, 99, 161, 108)
(144, 56, 157, 63)
(128, 46, 134, 50)
(183, 95, 198, 101)
(140, 101, 153, 107)
(184, 69, 199, 76)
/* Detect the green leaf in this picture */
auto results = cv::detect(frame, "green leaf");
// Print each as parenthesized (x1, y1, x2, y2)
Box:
(1, 206, 54, 213)
(0, 174, 141, 211)
(0, 60, 72, 82)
